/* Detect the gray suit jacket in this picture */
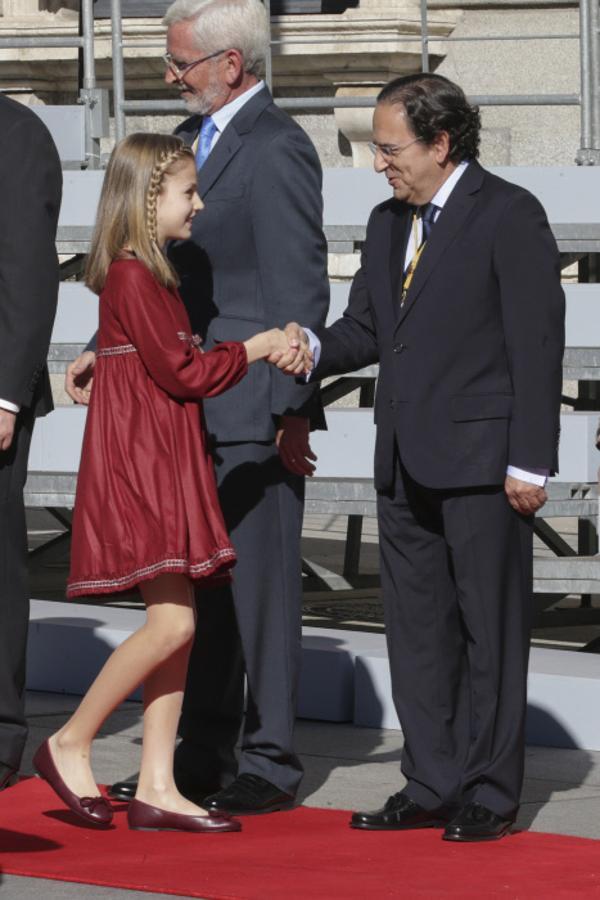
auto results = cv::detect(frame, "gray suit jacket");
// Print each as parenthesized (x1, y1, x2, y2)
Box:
(172, 86, 329, 443)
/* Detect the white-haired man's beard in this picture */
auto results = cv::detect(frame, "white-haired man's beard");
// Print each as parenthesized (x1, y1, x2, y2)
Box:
(180, 65, 228, 115)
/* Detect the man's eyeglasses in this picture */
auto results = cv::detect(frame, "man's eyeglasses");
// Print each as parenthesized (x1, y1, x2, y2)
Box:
(368, 137, 422, 161)
(163, 49, 226, 80)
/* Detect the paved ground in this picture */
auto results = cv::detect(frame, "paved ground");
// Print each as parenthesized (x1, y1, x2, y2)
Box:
(2, 689, 600, 899)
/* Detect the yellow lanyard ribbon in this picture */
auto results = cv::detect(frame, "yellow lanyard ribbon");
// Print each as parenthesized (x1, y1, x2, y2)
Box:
(400, 213, 427, 308)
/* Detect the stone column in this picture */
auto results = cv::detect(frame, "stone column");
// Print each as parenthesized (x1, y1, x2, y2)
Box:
(327, 0, 458, 165)
(272, 0, 458, 166)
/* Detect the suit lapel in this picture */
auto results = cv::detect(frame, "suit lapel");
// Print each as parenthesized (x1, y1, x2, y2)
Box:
(390, 204, 413, 303)
(364, 202, 404, 327)
(178, 87, 274, 198)
(176, 115, 201, 148)
(395, 161, 484, 330)
(196, 127, 242, 196)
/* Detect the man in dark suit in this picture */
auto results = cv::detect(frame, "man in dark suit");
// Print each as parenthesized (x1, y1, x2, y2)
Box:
(0, 96, 62, 790)
(283, 73, 564, 840)
(67, 0, 328, 814)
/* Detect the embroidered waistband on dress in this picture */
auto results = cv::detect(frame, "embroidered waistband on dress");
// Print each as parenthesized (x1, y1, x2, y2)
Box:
(97, 344, 137, 357)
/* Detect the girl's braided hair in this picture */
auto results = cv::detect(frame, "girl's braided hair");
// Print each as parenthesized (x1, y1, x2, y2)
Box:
(85, 133, 196, 295)
(146, 143, 194, 245)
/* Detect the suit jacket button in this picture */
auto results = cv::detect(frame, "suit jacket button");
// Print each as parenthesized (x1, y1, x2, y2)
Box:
(393, 344, 406, 354)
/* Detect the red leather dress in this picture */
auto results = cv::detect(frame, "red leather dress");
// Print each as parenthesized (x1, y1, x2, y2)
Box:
(67, 258, 248, 598)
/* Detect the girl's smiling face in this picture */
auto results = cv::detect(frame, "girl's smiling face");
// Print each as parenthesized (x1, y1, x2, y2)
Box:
(156, 158, 203, 245)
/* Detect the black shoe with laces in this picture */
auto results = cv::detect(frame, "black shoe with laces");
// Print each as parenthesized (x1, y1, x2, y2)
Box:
(203, 773, 295, 816)
(350, 791, 454, 830)
(442, 801, 515, 842)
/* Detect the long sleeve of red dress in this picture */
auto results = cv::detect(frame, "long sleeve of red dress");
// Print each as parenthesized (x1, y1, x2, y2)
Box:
(105, 259, 248, 400)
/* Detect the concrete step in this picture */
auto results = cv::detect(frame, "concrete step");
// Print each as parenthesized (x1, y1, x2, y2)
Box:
(27, 600, 600, 750)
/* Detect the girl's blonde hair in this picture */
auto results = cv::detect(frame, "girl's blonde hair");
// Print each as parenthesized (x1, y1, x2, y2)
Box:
(85, 133, 195, 294)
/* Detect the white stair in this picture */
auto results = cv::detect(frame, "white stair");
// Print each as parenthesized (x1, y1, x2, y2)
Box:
(27, 601, 600, 750)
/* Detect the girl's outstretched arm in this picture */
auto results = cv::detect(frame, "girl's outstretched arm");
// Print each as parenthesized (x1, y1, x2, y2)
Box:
(109, 260, 248, 400)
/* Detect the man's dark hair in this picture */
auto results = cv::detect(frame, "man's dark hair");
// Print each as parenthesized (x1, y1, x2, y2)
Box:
(377, 73, 481, 162)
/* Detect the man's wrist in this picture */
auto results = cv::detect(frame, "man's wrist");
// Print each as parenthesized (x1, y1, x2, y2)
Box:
(300, 327, 320, 382)
(0, 398, 19, 414)
(506, 465, 549, 487)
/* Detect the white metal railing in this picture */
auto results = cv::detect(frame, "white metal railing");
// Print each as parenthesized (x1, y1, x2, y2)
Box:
(108, 0, 598, 164)
(0, 1, 598, 165)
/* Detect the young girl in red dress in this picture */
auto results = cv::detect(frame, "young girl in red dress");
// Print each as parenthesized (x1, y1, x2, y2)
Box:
(33, 133, 307, 833)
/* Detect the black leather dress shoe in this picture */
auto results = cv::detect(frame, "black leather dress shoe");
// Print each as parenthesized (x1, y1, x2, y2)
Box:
(108, 776, 221, 804)
(443, 802, 515, 842)
(204, 774, 294, 815)
(351, 792, 452, 830)
(0, 763, 17, 791)
(107, 780, 137, 801)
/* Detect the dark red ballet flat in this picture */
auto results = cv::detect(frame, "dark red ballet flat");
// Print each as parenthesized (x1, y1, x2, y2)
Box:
(127, 798, 242, 832)
(33, 738, 113, 827)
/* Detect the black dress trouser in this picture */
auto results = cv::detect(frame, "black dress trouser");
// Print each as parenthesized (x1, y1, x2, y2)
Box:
(0, 410, 34, 772)
(377, 457, 533, 818)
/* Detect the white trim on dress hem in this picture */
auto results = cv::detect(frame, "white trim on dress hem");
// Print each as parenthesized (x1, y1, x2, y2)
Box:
(68, 547, 236, 593)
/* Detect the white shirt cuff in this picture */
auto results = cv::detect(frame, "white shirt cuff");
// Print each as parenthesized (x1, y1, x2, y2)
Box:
(0, 398, 20, 414)
(506, 465, 548, 487)
(302, 328, 321, 380)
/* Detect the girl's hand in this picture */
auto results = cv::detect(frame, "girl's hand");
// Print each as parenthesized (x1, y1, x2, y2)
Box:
(244, 328, 313, 375)
(266, 328, 313, 375)
(65, 350, 96, 405)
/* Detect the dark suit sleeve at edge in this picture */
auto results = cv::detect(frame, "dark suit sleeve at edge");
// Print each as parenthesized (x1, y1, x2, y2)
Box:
(251, 127, 329, 421)
(0, 114, 62, 407)
(494, 190, 565, 472)
(312, 238, 380, 381)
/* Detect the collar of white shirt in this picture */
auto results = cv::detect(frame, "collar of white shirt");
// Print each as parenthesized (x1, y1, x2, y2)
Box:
(429, 158, 470, 215)
(404, 159, 470, 265)
(209, 80, 266, 144)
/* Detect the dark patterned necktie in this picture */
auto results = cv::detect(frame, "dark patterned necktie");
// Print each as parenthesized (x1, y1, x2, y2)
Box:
(400, 203, 439, 308)
(419, 202, 438, 244)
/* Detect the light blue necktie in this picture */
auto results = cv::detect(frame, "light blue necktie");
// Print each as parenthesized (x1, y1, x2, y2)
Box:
(195, 116, 217, 170)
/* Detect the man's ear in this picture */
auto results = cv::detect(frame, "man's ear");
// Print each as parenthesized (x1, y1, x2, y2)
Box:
(432, 130, 451, 165)
(223, 49, 245, 87)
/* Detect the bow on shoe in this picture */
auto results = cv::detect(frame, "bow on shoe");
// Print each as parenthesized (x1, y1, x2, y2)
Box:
(80, 796, 109, 811)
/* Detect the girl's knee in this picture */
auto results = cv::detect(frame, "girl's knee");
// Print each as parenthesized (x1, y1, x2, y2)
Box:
(150, 613, 195, 654)
(170, 617, 196, 649)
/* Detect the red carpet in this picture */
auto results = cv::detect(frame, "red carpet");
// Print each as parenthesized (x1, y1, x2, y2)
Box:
(1, 779, 600, 899)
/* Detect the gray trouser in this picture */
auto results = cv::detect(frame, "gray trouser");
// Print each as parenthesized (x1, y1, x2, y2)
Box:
(177, 440, 305, 796)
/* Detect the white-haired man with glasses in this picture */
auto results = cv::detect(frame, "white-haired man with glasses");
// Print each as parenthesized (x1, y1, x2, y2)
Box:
(66, 0, 329, 816)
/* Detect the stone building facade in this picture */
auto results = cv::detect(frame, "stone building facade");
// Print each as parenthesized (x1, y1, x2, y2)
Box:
(0, 1, 583, 167)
